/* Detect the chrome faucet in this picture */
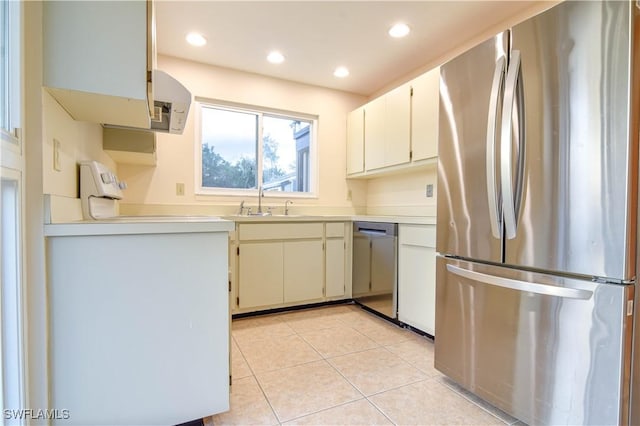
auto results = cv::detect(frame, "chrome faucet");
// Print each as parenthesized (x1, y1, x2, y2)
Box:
(285, 200, 293, 216)
(238, 200, 246, 215)
(257, 186, 264, 214)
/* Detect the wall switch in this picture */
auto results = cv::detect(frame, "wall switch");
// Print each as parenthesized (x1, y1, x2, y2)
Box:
(347, 189, 352, 201)
(426, 184, 433, 198)
(53, 139, 62, 171)
(176, 183, 185, 196)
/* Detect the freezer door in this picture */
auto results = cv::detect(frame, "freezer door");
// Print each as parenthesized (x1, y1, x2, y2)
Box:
(506, 1, 637, 280)
(437, 33, 508, 263)
(435, 256, 633, 425)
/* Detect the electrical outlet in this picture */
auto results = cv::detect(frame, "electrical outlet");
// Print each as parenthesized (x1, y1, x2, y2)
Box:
(426, 184, 433, 198)
(53, 139, 62, 171)
(176, 183, 185, 196)
(347, 189, 352, 201)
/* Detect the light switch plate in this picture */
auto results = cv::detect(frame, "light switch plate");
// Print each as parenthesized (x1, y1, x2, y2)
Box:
(176, 182, 185, 196)
(426, 184, 433, 198)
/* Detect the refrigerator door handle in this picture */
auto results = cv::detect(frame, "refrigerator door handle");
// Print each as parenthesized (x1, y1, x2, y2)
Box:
(500, 50, 526, 239)
(446, 264, 593, 300)
(486, 56, 506, 239)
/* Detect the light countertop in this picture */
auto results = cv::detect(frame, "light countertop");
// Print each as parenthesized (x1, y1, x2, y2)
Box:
(44, 214, 435, 237)
(44, 216, 235, 237)
(224, 214, 436, 225)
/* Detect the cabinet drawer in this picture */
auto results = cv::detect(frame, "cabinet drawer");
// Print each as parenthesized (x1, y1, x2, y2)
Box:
(239, 223, 324, 241)
(399, 224, 436, 247)
(326, 222, 346, 238)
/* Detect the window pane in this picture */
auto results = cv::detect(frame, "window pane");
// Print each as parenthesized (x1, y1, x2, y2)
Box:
(2, 177, 23, 414)
(201, 107, 257, 189)
(1, 0, 9, 131)
(262, 116, 311, 193)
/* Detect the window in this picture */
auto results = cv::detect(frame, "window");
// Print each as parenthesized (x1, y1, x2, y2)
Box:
(0, 0, 20, 142)
(1, 0, 24, 419)
(198, 102, 316, 195)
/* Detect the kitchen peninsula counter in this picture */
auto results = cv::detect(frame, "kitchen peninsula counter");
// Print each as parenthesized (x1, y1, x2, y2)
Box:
(44, 215, 234, 237)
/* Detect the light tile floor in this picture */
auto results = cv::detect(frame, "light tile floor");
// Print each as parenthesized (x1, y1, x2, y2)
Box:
(207, 304, 521, 426)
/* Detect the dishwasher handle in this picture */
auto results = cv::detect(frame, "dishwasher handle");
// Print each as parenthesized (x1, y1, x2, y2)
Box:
(356, 228, 389, 236)
(353, 221, 398, 236)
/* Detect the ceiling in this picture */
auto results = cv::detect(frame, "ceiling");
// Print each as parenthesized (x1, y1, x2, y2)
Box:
(156, 1, 539, 96)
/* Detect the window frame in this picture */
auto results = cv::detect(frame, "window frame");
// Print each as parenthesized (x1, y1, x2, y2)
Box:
(195, 98, 318, 199)
(0, 0, 21, 150)
(0, 0, 25, 420)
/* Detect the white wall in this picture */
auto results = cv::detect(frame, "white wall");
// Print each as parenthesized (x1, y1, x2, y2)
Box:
(41, 90, 114, 198)
(23, 0, 48, 414)
(366, 167, 437, 217)
(118, 55, 368, 216)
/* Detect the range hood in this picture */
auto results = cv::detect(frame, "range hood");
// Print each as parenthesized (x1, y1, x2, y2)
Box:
(104, 70, 191, 135)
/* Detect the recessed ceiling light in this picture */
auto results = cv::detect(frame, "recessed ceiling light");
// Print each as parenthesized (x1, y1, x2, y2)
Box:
(334, 66, 350, 78)
(389, 23, 410, 38)
(186, 32, 207, 47)
(267, 51, 285, 64)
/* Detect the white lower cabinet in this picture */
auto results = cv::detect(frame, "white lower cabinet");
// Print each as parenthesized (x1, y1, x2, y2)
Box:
(325, 239, 346, 297)
(235, 221, 349, 312)
(325, 222, 347, 298)
(284, 240, 324, 303)
(398, 224, 437, 335)
(238, 242, 284, 309)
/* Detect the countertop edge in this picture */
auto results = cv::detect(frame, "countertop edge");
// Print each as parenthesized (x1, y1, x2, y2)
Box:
(44, 219, 235, 237)
(225, 215, 436, 225)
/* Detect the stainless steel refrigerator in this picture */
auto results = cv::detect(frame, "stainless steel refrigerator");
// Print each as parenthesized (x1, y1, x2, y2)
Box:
(435, 1, 638, 425)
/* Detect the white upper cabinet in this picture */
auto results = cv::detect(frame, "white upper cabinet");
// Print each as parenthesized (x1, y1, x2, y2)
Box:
(364, 83, 411, 172)
(43, 1, 155, 128)
(364, 96, 386, 171)
(346, 107, 365, 175)
(411, 66, 440, 161)
(347, 66, 439, 178)
(383, 83, 411, 167)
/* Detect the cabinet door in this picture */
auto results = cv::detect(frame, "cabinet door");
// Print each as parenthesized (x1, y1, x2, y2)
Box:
(346, 107, 365, 175)
(398, 225, 437, 335)
(283, 240, 324, 303)
(364, 97, 386, 171)
(238, 242, 283, 308)
(352, 235, 371, 296)
(43, 1, 151, 128)
(384, 83, 411, 167)
(326, 238, 345, 298)
(411, 67, 440, 161)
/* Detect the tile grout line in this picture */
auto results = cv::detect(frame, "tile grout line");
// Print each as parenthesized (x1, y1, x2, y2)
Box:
(232, 305, 496, 426)
(235, 306, 379, 424)
(437, 378, 515, 425)
(296, 309, 402, 426)
(281, 308, 379, 424)
(231, 333, 283, 425)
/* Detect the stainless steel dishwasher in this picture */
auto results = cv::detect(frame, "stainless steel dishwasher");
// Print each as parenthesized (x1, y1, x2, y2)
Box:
(352, 221, 398, 319)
